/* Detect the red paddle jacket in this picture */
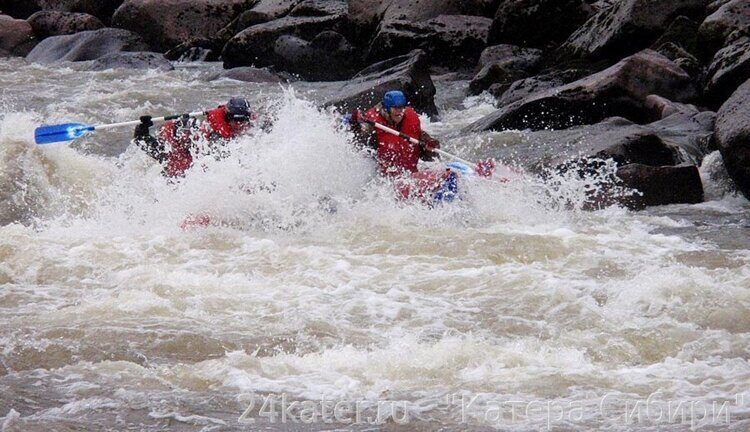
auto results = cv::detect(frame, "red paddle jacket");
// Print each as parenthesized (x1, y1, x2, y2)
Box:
(363, 106, 424, 176)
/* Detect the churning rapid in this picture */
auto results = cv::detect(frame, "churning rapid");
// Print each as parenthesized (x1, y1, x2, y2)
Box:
(1, 58, 749, 432)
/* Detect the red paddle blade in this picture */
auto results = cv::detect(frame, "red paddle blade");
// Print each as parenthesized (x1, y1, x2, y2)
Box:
(475, 159, 496, 177)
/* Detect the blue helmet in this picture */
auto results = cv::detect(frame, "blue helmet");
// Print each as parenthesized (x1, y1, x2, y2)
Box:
(383, 90, 407, 110)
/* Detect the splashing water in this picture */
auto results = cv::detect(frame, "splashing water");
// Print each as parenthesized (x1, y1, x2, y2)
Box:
(1, 59, 749, 431)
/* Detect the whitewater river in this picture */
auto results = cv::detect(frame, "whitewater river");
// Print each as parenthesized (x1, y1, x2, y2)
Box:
(1, 58, 749, 431)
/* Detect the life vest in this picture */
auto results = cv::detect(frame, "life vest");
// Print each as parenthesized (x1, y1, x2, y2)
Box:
(205, 106, 234, 139)
(364, 106, 422, 176)
(158, 120, 194, 177)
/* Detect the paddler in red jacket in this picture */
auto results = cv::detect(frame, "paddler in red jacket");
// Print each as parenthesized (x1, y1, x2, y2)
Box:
(133, 97, 255, 178)
(349, 90, 455, 202)
(350, 90, 440, 177)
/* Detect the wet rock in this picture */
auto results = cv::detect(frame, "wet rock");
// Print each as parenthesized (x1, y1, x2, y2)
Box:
(699, 0, 750, 51)
(348, 0, 489, 26)
(164, 39, 223, 62)
(655, 42, 703, 80)
(222, 14, 343, 69)
(324, 49, 438, 117)
(488, 0, 592, 48)
(704, 35, 750, 107)
(87, 51, 173, 70)
(273, 31, 359, 81)
(251, 0, 304, 18)
(497, 69, 591, 106)
(469, 45, 543, 95)
(207, 66, 285, 82)
(562, 0, 709, 59)
(645, 94, 701, 119)
(466, 50, 698, 132)
(714, 77, 750, 199)
(26, 27, 148, 63)
(112, 0, 254, 52)
(0, 14, 36, 56)
(366, 15, 491, 68)
(0, 0, 41, 19)
(651, 16, 703, 59)
(289, 0, 346, 17)
(616, 164, 704, 208)
(27, 11, 104, 39)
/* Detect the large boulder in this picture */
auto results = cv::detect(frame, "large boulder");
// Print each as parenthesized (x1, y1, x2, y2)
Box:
(87, 51, 174, 70)
(0, 14, 36, 56)
(465, 50, 698, 132)
(615, 164, 704, 208)
(366, 15, 491, 67)
(714, 78, 750, 199)
(345, 0, 491, 46)
(289, 0, 346, 17)
(0, 0, 124, 23)
(469, 45, 543, 95)
(112, 0, 255, 52)
(699, 0, 750, 52)
(0, 0, 40, 18)
(488, 0, 592, 48)
(705, 35, 750, 107)
(273, 31, 359, 81)
(222, 14, 344, 69)
(497, 69, 591, 105)
(562, 0, 709, 59)
(27, 11, 104, 39)
(26, 28, 148, 63)
(324, 49, 438, 117)
(497, 109, 715, 172)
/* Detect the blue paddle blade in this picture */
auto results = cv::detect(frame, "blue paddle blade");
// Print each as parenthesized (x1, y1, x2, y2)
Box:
(34, 122, 94, 145)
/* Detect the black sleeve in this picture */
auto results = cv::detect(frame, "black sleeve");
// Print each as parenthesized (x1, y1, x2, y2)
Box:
(133, 126, 169, 165)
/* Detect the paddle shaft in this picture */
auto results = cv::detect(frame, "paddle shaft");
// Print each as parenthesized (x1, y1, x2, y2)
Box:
(360, 118, 474, 166)
(93, 111, 208, 131)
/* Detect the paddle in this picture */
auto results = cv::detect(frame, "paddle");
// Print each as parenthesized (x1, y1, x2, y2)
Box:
(353, 115, 496, 178)
(34, 111, 208, 145)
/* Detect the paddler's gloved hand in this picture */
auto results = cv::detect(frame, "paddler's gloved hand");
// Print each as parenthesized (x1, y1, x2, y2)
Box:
(423, 137, 439, 151)
(134, 115, 153, 138)
(345, 109, 363, 131)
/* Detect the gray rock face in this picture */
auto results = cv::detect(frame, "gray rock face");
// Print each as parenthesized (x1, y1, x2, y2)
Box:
(112, 0, 254, 52)
(88, 51, 173, 70)
(705, 35, 750, 107)
(222, 14, 344, 69)
(289, 0, 346, 17)
(0, 0, 124, 23)
(324, 49, 438, 117)
(714, 78, 750, 199)
(0, 14, 36, 56)
(497, 69, 591, 106)
(26, 27, 148, 63)
(27, 11, 104, 39)
(699, 0, 750, 50)
(615, 164, 704, 208)
(347, 0, 487, 26)
(469, 45, 543, 95)
(366, 15, 492, 68)
(563, 0, 709, 59)
(500, 110, 714, 171)
(466, 50, 698, 132)
(488, 0, 592, 48)
(272, 31, 358, 81)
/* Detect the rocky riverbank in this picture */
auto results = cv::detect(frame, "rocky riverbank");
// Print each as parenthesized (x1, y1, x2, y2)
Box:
(1, 0, 749, 208)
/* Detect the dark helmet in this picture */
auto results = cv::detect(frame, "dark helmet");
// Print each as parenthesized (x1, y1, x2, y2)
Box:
(226, 97, 251, 121)
(383, 90, 407, 110)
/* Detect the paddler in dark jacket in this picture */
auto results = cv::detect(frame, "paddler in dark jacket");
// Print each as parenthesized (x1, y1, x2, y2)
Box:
(133, 97, 255, 178)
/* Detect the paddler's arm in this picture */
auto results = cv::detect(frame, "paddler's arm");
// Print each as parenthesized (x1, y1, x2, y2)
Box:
(133, 115, 169, 164)
(419, 130, 440, 161)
